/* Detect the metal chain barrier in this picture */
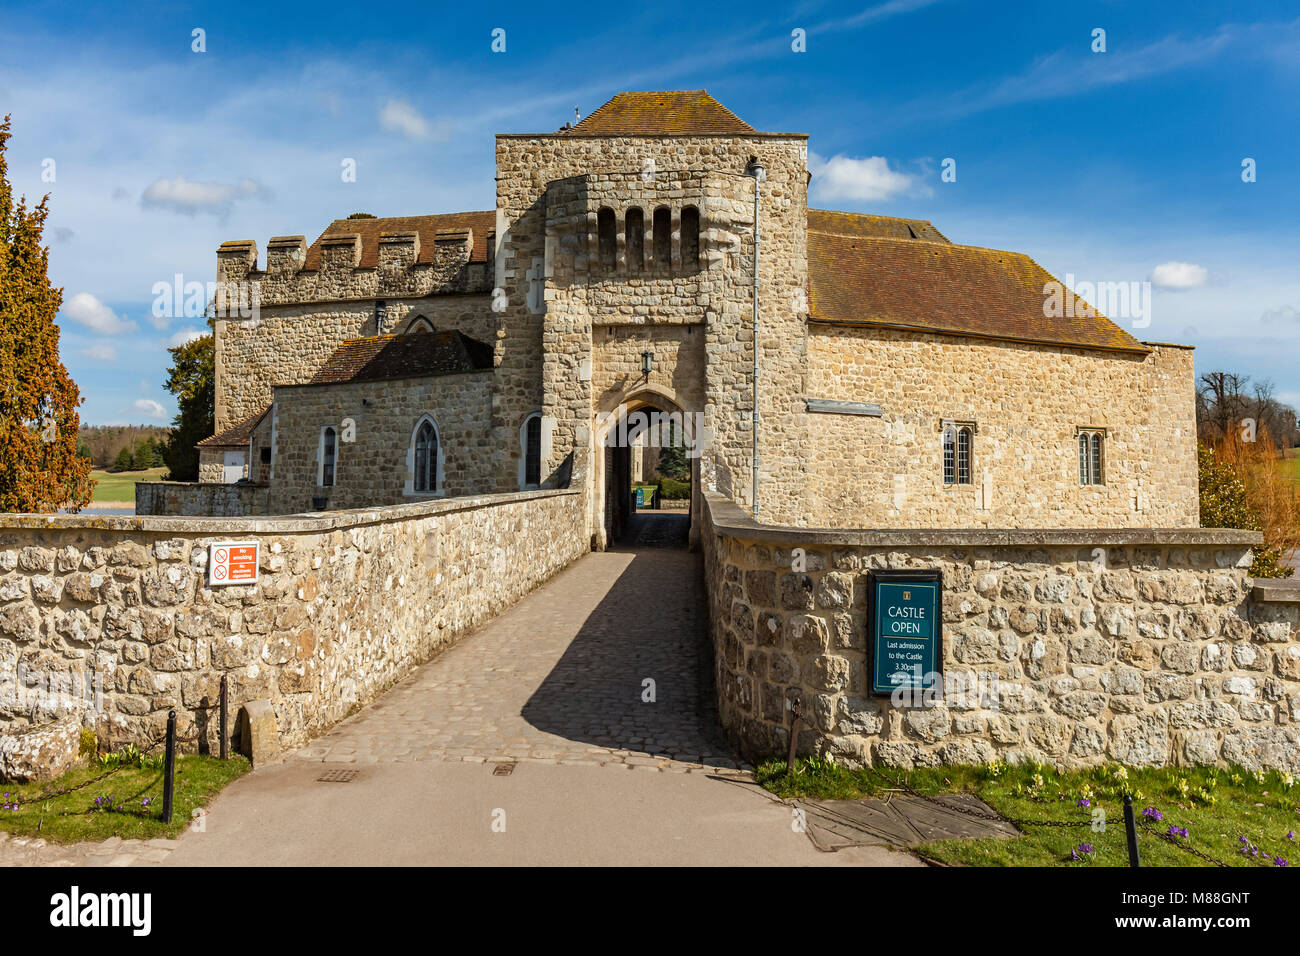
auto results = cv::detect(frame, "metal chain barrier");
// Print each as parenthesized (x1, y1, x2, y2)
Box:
(862, 764, 1093, 829)
(856, 765, 1259, 866)
(4, 730, 171, 811)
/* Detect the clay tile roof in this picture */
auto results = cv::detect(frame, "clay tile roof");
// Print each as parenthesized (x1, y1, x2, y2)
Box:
(807, 231, 1149, 355)
(302, 211, 495, 270)
(307, 330, 494, 386)
(563, 90, 756, 136)
(808, 208, 950, 243)
(196, 406, 270, 448)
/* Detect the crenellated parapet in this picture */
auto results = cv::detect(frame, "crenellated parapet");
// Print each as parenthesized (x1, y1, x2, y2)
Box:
(213, 221, 495, 307)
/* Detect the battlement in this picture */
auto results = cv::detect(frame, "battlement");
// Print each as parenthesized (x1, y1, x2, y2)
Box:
(215, 213, 497, 306)
(543, 169, 751, 281)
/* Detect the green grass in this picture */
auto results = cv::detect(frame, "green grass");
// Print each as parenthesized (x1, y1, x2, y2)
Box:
(88, 467, 167, 502)
(1281, 452, 1300, 480)
(0, 752, 249, 843)
(758, 757, 1300, 867)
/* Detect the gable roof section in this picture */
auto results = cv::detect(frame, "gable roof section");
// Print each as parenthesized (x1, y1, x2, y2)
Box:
(302, 211, 495, 270)
(563, 90, 757, 136)
(197, 406, 270, 449)
(806, 231, 1149, 355)
(808, 208, 950, 243)
(306, 330, 494, 386)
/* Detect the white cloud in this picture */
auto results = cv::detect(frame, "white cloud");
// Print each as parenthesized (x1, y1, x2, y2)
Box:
(129, 399, 167, 420)
(379, 98, 449, 141)
(808, 152, 921, 202)
(60, 292, 138, 334)
(1262, 305, 1300, 323)
(1151, 261, 1208, 289)
(140, 175, 269, 216)
(167, 328, 207, 347)
(79, 343, 118, 362)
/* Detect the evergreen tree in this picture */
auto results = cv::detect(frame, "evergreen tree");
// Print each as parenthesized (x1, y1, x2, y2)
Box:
(0, 115, 93, 512)
(162, 332, 214, 481)
(111, 446, 134, 473)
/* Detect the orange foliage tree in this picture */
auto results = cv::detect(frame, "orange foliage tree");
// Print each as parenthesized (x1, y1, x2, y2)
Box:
(1200, 427, 1300, 577)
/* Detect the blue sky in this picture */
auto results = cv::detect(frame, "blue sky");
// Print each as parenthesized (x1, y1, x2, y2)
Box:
(2, 0, 1298, 425)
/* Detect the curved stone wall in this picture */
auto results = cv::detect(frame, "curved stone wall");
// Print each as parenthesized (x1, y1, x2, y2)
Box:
(702, 494, 1300, 771)
(0, 490, 586, 753)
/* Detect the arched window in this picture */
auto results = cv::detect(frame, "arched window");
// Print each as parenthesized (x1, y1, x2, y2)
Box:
(405, 315, 434, 334)
(653, 207, 671, 269)
(413, 419, 438, 493)
(597, 207, 616, 271)
(942, 423, 973, 485)
(1079, 429, 1104, 485)
(681, 206, 700, 269)
(319, 426, 337, 487)
(521, 413, 542, 487)
(626, 207, 644, 273)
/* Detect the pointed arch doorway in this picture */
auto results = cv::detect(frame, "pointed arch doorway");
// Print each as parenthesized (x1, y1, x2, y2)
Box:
(593, 388, 699, 551)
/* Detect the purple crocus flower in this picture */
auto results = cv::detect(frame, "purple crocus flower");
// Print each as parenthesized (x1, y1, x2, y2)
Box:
(1142, 807, 1163, 821)
(1077, 798, 1090, 808)
(1276, 858, 1290, 867)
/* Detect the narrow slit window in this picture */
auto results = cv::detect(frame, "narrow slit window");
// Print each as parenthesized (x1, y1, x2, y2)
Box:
(524, 414, 542, 486)
(597, 207, 616, 271)
(681, 206, 700, 269)
(653, 207, 671, 269)
(626, 207, 644, 273)
(320, 427, 337, 487)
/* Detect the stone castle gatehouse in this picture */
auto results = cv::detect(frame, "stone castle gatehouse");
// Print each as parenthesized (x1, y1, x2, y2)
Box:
(14, 91, 1290, 776)
(187, 90, 1198, 543)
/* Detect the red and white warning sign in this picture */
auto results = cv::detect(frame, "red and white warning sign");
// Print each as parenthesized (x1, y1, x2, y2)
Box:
(208, 542, 260, 587)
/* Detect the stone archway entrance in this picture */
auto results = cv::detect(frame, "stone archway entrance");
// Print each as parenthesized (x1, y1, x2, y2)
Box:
(593, 391, 699, 550)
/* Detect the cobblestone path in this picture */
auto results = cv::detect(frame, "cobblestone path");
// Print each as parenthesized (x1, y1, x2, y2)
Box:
(293, 537, 735, 770)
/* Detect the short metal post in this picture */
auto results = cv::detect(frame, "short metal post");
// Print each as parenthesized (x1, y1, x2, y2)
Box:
(786, 699, 802, 774)
(162, 710, 177, 823)
(219, 675, 229, 761)
(1123, 793, 1141, 868)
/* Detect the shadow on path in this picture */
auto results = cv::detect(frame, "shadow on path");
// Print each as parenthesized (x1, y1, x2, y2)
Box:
(520, 517, 727, 762)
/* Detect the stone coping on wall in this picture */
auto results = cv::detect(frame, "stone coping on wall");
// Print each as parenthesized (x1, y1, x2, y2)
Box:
(1, 488, 580, 535)
(1252, 578, 1300, 604)
(704, 494, 1262, 549)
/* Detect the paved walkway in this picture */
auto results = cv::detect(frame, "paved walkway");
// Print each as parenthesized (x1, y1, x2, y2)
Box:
(1, 527, 920, 866)
(294, 540, 731, 770)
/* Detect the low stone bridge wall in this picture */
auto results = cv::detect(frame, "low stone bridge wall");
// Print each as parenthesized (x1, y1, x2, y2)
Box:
(0, 489, 586, 752)
(136, 481, 271, 518)
(702, 494, 1300, 771)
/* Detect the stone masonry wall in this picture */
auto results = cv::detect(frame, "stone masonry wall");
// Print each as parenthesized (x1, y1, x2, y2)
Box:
(0, 490, 586, 752)
(496, 132, 810, 545)
(805, 326, 1198, 528)
(703, 494, 1300, 771)
(137, 482, 270, 518)
(266, 372, 496, 514)
(214, 294, 493, 433)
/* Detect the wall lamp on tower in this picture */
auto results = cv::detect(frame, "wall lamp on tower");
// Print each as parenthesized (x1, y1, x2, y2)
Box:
(641, 350, 654, 379)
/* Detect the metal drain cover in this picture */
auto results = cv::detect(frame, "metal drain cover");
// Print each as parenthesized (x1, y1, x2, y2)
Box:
(492, 763, 516, 776)
(317, 769, 360, 782)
